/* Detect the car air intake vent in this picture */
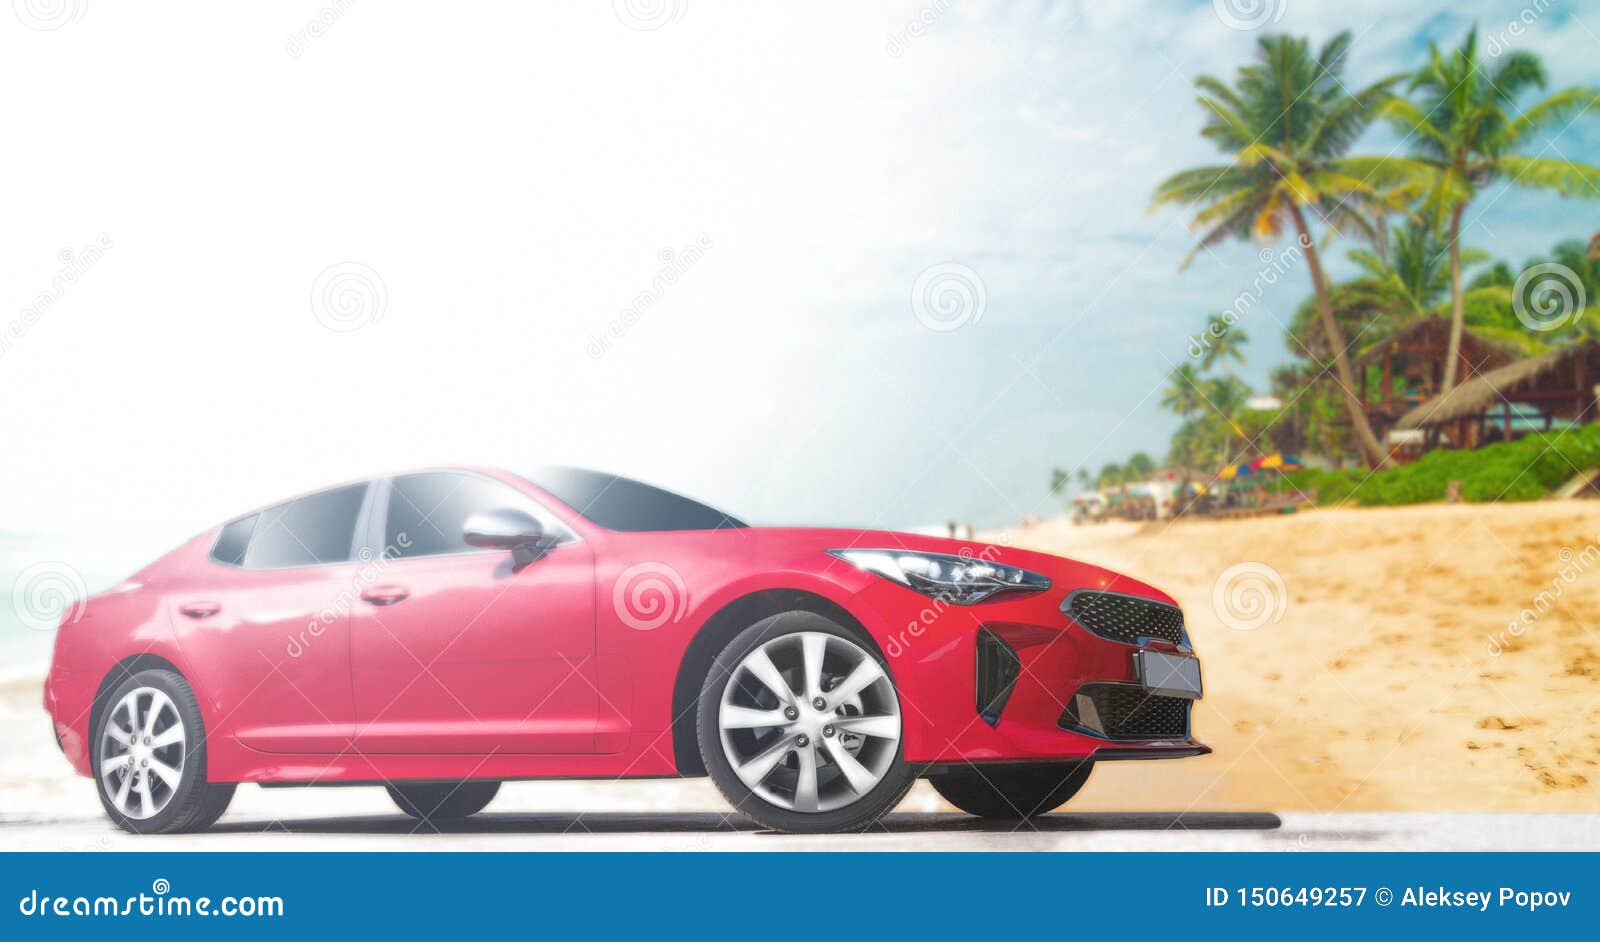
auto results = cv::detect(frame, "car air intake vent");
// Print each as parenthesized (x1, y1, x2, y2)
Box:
(1059, 683, 1190, 740)
(1064, 591, 1186, 646)
(974, 628, 1020, 726)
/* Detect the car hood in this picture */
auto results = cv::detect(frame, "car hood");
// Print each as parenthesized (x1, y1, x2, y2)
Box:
(659, 525, 1177, 607)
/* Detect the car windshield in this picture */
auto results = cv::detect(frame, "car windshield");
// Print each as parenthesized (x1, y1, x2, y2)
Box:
(520, 467, 747, 532)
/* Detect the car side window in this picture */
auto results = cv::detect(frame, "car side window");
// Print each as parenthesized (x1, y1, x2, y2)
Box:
(210, 514, 258, 566)
(384, 472, 572, 560)
(242, 483, 370, 570)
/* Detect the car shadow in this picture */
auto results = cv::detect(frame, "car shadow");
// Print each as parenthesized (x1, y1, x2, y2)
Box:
(209, 810, 1282, 837)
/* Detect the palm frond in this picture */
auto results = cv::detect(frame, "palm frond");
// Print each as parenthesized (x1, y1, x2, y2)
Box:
(1197, 95, 1256, 150)
(1304, 75, 1403, 157)
(1489, 49, 1548, 102)
(1501, 86, 1600, 148)
(1178, 194, 1262, 271)
(1149, 165, 1254, 210)
(1194, 75, 1246, 116)
(1495, 155, 1600, 200)
(1189, 185, 1262, 227)
(1378, 97, 1449, 150)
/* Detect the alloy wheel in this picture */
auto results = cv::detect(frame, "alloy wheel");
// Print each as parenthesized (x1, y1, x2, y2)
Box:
(717, 630, 901, 813)
(99, 686, 187, 820)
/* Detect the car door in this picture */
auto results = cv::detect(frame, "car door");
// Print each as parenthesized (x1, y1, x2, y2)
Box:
(348, 470, 600, 754)
(171, 481, 374, 753)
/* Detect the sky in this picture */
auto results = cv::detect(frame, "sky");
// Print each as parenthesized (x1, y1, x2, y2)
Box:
(3, 0, 1599, 558)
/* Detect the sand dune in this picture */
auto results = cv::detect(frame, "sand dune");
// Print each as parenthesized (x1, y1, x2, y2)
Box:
(4, 501, 1596, 823)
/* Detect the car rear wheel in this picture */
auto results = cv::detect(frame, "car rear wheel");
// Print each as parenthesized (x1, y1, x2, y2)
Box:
(94, 668, 236, 834)
(696, 612, 914, 833)
(929, 761, 1093, 819)
(386, 781, 501, 822)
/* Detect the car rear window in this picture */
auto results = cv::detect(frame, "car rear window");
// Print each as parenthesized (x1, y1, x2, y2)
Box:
(210, 514, 258, 566)
(242, 483, 369, 569)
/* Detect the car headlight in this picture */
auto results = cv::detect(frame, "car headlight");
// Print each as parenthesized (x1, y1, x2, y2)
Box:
(828, 549, 1050, 605)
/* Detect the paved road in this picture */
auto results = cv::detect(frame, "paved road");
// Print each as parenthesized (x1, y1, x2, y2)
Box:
(5, 811, 1597, 851)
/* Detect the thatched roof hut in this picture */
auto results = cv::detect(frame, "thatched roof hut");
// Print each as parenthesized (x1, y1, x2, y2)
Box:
(1355, 317, 1514, 374)
(1352, 318, 1517, 446)
(1395, 341, 1600, 442)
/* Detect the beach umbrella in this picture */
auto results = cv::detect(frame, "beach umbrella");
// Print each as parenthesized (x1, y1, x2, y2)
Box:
(1249, 453, 1305, 473)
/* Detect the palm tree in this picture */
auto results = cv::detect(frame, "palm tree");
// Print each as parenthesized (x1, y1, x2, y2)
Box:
(1347, 220, 1487, 317)
(1197, 314, 1250, 379)
(1049, 468, 1071, 498)
(1383, 26, 1600, 390)
(1161, 362, 1208, 420)
(1204, 375, 1250, 419)
(1152, 31, 1425, 468)
(1125, 452, 1156, 481)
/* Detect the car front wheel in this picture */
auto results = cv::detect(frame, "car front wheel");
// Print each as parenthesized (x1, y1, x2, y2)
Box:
(697, 612, 914, 833)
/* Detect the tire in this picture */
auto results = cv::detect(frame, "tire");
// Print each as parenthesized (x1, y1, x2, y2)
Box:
(929, 761, 1093, 819)
(696, 611, 914, 833)
(93, 668, 236, 834)
(386, 781, 501, 821)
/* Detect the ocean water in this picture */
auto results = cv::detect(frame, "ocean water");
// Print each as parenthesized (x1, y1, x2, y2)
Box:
(0, 532, 151, 680)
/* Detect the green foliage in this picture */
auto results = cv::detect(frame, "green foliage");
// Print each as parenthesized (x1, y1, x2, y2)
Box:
(1150, 31, 1423, 266)
(1269, 425, 1600, 506)
(1271, 466, 1365, 504)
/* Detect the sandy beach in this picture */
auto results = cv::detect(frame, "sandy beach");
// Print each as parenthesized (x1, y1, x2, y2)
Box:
(3, 501, 1597, 827)
(1011, 501, 1600, 812)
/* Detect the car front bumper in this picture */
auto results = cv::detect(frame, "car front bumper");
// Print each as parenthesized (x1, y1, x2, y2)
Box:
(847, 578, 1210, 767)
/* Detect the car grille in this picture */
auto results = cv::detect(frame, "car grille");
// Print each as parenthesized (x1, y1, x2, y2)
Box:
(1064, 591, 1186, 646)
(1059, 683, 1191, 740)
(974, 628, 1020, 726)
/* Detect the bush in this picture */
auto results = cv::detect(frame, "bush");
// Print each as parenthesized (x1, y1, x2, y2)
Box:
(1270, 467, 1362, 504)
(1260, 424, 1600, 507)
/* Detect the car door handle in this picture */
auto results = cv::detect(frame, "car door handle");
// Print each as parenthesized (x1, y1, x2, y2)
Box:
(360, 585, 410, 606)
(179, 601, 221, 619)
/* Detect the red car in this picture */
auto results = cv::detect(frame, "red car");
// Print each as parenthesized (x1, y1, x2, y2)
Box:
(44, 467, 1207, 834)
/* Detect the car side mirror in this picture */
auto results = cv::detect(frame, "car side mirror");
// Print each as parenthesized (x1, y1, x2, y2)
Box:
(463, 508, 553, 571)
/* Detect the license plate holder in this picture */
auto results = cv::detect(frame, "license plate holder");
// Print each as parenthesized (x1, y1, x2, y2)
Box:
(1135, 650, 1203, 699)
